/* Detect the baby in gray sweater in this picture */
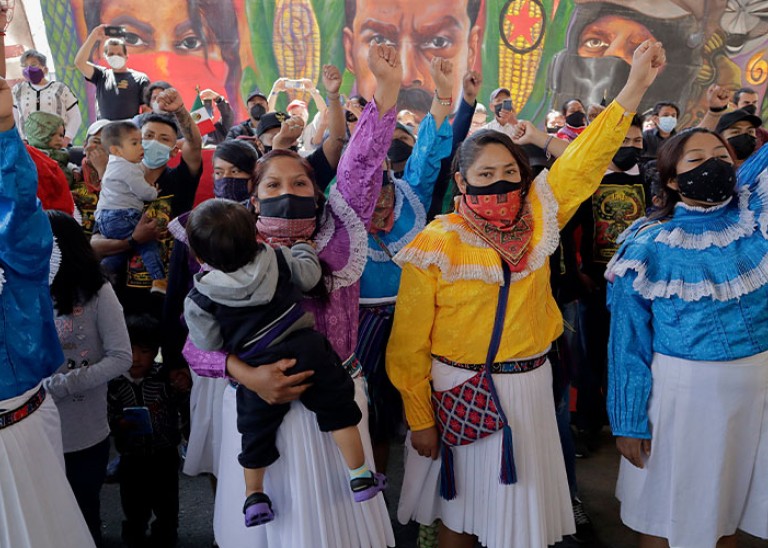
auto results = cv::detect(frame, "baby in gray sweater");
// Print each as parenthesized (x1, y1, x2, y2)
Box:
(183, 199, 385, 527)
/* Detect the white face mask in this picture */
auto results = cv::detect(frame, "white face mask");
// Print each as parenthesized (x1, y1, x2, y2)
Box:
(657, 116, 677, 133)
(106, 55, 127, 70)
(151, 100, 163, 114)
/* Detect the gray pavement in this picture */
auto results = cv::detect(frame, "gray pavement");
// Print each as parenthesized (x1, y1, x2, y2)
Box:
(98, 431, 768, 547)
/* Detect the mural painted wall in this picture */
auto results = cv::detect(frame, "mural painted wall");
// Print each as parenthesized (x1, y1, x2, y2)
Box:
(4, 0, 768, 141)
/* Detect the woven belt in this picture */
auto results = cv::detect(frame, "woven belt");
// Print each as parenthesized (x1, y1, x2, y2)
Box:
(432, 354, 547, 374)
(0, 386, 46, 430)
(341, 354, 363, 378)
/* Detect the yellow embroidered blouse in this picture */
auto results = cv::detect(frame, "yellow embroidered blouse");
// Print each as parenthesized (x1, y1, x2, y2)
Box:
(385, 101, 634, 431)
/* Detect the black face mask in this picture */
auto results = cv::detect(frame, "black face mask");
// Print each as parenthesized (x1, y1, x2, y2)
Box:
(465, 180, 524, 196)
(388, 140, 413, 164)
(258, 194, 317, 219)
(727, 134, 757, 161)
(565, 111, 587, 128)
(676, 157, 736, 203)
(546, 126, 559, 134)
(250, 104, 266, 120)
(612, 146, 642, 171)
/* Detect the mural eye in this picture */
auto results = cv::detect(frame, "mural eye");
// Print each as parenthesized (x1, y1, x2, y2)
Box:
(123, 32, 146, 47)
(176, 35, 203, 51)
(423, 36, 452, 50)
(371, 35, 396, 47)
(582, 37, 609, 51)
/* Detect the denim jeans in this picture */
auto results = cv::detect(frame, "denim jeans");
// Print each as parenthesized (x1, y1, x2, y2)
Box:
(96, 208, 165, 280)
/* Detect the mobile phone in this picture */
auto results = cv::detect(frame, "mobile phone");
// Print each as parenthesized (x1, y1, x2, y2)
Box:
(284, 79, 303, 90)
(123, 406, 153, 435)
(502, 99, 513, 112)
(104, 25, 126, 38)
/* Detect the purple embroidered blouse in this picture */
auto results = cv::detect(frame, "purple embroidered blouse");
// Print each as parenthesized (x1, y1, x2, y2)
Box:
(183, 101, 397, 377)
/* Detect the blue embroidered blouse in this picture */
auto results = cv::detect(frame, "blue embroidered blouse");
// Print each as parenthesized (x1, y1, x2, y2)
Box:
(360, 111, 453, 301)
(606, 145, 768, 438)
(0, 127, 64, 401)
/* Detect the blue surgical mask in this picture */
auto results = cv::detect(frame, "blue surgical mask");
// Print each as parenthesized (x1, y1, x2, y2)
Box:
(657, 116, 677, 134)
(142, 139, 172, 169)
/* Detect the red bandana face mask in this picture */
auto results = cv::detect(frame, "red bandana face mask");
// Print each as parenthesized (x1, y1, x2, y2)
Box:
(457, 185, 534, 271)
(369, 181, 396, 234)
(256, 217, 316, 247)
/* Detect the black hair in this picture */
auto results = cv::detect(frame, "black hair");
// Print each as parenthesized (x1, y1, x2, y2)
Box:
(652, 101, 680, 118)
(650, 128, 734, 220)
(451, 130, 534, 209)
(125, 313, 162, 350)
(186, 199, 260, 273)
(734, 87, 758, 104)
(629, 114, 643, 130)
(143, 81, 172, 106)
(46, 211, 106, 315)
(560, 98, 585, 115)
(213, 140, 258, 174)
(103, 37, 127, 55)
(139, 113, 179, 134)
(345, 0, 482, 28)
(101, 121, 140, 150)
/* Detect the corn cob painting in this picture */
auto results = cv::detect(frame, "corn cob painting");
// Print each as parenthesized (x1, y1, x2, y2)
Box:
(272, 0, 320, 104)
(497, 0, 545, 112)
(38, 0, 89, 143)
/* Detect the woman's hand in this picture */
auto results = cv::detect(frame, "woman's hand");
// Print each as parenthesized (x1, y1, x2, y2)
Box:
(411, 426, 440, 460)
(369, 43, 402, 116)
(616, 436, 651, 469)
(273, 116, 305, 150)
(462, 70, 482, 106)
(430, 57, 454, 101)
(226, 355, 313, 405)
(615, 41, 666, 113)
(322, 64, 342, 96)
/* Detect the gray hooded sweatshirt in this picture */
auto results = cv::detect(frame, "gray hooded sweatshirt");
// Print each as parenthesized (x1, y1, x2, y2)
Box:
(184, 242, 321, 351)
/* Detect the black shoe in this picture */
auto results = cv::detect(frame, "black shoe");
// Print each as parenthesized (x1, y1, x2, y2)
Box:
(568, 496, 596, 544)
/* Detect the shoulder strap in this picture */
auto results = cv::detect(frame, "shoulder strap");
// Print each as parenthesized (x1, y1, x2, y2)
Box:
(187, 285, 219, 316)
(485, 261, 511, 369)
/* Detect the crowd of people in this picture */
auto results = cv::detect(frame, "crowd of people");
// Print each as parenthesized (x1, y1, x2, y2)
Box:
(1, 11, 768, 548)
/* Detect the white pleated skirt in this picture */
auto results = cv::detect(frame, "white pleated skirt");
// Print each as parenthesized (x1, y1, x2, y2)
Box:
(617, 352, 768, 548)
(213, 377, 395, 548)
(0, 385, 96, 548)
(397, 359, 575, 548)
(183, 372, 228, 477)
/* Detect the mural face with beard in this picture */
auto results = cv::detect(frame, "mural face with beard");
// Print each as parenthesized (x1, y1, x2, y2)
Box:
(342, 0, 483, 112)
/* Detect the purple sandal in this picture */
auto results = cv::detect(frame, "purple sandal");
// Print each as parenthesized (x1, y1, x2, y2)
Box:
(243, 492, 275, 527)
(351, 472, 388, 502)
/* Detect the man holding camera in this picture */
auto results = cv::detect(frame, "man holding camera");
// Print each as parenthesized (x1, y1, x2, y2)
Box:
(479, 87, 519, 137)
(75, 25, 149, 121)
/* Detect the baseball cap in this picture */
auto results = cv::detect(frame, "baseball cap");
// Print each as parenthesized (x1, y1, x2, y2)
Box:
(256, 112, 288, 137)
(490, 87, 511, 103)
(246, 89, 267, 104)
(86, 119, 112, 138)
(716, 107, 763, 134)
(287, 99, 307, 111)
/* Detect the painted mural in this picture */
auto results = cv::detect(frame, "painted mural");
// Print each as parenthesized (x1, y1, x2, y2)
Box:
(4, 0, 767, 141)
